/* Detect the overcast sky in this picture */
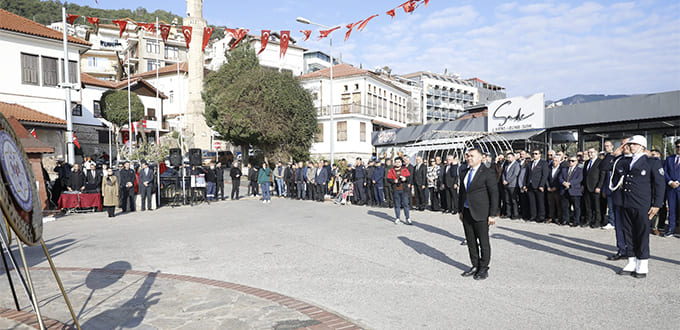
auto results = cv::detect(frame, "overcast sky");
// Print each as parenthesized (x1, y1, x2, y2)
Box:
(68, 0, 680, 100)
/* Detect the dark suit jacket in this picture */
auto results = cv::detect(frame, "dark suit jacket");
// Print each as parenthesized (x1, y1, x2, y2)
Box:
(546, 166, 563, 190)
(502, 161, 520, 188)
(413, 163, 428, 186)
(559, 166, 583, 196)
(139, 168, 155, 185)
(68, 170, 86, 190)
(458, 165, 499, 221)
(525, 159, 549, 189)
(583, 158, 605, 192)
(85, 169, 102, 189)
(440, 164, 459, 188)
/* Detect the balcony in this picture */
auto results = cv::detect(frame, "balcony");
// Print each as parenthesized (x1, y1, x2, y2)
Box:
(441, 91, 449, 98)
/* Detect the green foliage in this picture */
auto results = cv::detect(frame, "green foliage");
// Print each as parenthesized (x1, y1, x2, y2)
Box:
(0, 0, 182, 25)
(203, 43, 318, 161)
(129, 141, 168, 163)
(100, 90, 144, 127)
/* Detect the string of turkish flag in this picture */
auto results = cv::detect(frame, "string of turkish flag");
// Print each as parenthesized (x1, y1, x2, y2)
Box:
(67, 0, 429, 58)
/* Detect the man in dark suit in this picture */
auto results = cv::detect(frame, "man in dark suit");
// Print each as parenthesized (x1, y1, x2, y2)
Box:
(67, 163, 86, 192)
(502, 152, 520, 219)
(118, 161, 137, 212)
(440, 155, 459, 214)
(458, 148, 499, 280)
(139, 161, 155, 210)
(85, 163, 102, 192)
(560, 155, 584, 226)
(663, 139, 680, 237)
(413, 156, 428, 211)
(523, 149, 549, 222)
(583, 147, 606, 227)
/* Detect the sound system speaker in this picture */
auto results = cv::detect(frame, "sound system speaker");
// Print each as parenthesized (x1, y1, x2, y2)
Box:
(189, 148, 202, 166)
(169, 148, 182, 167)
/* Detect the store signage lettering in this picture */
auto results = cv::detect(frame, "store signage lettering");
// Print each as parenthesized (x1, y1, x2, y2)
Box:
(492, 100, 535, 126)
(487, 93, 545, 133)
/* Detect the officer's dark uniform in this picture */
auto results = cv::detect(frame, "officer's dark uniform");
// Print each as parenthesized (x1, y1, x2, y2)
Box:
(612, 154, 664, 260)
(601, 153, 627, 257)
(354, 164, 368, 204)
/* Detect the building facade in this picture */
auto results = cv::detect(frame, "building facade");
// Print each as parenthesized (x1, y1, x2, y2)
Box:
(206, 33, 306, 75)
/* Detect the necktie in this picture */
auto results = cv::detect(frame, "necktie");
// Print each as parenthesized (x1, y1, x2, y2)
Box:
(675, 156, 679, 169)
(587, 160, 592, 171)
(464, 168, 475, 208)
(532, 161, 537, 170)
(567, 167, 573, 181)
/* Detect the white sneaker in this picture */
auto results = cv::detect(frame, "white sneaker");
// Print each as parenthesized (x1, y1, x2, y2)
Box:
(405, 218, 413, 225)
(394, 218, 401, 225)
(601, 223, 615, 230)
(263, 200, 267, 204)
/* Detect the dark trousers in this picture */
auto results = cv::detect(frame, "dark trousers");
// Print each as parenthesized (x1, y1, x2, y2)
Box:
(373, 185, 385, 205)
(140, 185, 153, 210)
(444, 187, 458, 213)
(353, 180, 367, 203)
(306, 182, 314, 200)
(503, 186, 519, 218)
(393, 189, 410, 220)
(286, 181, 295, 198)
(546, 190, 562, 221)
(296, 181, 305, 199)
(439, 190, 447, 210)
(366, 182, 375, 205)
(120, 187, 135, 212)
(614, 205, 626, 255)
(429, 187, 441, 211)
(519, 191, 530, 220)
(462, 208, 491, 269)
(415, 185, 427, 210)
(249, 181, 259, 196)
(622, 207, 650, 259)
(231, 180, 240, 199)
(315, 183, 325, 201)
(561, 194, 581, 225)
(384, 184, 394, 207)
(104, 205, 115, 217)
(584, 190, 602, 226)
(216, 181, 225, 200)
(527, 188, 546, 221)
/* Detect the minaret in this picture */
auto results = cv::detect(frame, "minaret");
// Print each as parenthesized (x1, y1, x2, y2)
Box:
(184, 0, 211, 149)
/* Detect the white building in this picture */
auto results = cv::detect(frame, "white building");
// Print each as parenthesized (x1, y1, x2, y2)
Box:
(303, 50, 339, 74)
(400, 71, 480, 123)
(0, 8, 90, 160)
(299, 63, 411, 160)
(206, 33, 306, 75)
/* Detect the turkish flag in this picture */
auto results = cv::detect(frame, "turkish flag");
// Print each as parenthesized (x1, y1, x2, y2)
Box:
(357, 14, 379, 31)
(86, 16, 99, 27)
(258, 30, 270, 55)
(300, 30, 312, 41)
(344, 23, 357, 42)
(386, 9, 396, 18)
(66, 14, 79, 25)
(113, 20, 128, 38)
(181, 26, 193, 48)
(73, 133, 81, 149)
(29, 129, 37, 139)
(318, 26, 340, 40)
(279, 30, 290, 58)
(423, 0, 430, 8)
(160, 24, 172, 43)
(202, 27, 214, 51)
(402, 1, 417, 13)
(139, 23, 156, 34)
(226, 28, 249, 51)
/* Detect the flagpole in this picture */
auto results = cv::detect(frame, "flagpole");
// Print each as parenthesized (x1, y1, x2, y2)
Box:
(62, 7, 75, 164)
(156, 17, 162, 206)
(127, 49, 132, 158)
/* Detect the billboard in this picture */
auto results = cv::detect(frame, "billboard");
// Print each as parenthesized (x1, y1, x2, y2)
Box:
(487, 93, 545, 133)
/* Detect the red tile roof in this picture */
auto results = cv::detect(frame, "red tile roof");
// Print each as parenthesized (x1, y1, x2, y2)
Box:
(7, 116, 54, 153)
(81, 73, 115, 88)
(299, 63, 368, 80)
(0, 9, 90, 46)
(0, 102, 66, 126)
(113, 78, 168, 99)
(131, 62, 188, 79)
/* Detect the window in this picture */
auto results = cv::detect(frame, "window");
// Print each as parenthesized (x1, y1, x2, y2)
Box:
(42, 56, 59, 86)
(344, 85, 348, 92)
(337, 121, 347, 142)
(93, 100, 101, 117)
(147, 61, 158, 72)
(87, 56, 98, 68)
(146, 108, 156, 121)
(146, 39, 160, 54)
(72, 103, 82, 116)
(165, 46, 179, 59)
(354, 83, 359, 90)
(315, 123, 323, 142)
(60, 59, 78, 84)
(360, 122, 366, 142)
(169, 91, 174, 103)
(21, 53, 39, 85)
(98, 130, 110, 144)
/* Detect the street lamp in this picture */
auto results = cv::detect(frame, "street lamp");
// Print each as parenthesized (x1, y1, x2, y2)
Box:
(297, 16, 338, 165)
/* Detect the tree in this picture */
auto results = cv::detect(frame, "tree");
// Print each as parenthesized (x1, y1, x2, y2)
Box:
(203, 43, 318, 163)
(100, 89, 144, 160)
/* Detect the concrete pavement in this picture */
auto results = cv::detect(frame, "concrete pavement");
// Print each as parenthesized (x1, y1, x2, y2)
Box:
(1, 196, 679, 329)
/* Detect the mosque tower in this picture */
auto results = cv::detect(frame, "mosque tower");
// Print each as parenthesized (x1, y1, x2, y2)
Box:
(184, 0, 211, 149)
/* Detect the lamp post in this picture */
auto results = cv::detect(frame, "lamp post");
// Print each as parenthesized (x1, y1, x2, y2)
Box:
(296, 17, 338, 165)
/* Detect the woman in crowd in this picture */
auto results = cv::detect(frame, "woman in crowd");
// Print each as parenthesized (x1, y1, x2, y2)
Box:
(101, 167, 118, 217)
(258, 162, 272, 203)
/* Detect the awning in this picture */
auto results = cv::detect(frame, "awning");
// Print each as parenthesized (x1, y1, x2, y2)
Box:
(494, 129, 545, 142)
(371, 119, 403, 129)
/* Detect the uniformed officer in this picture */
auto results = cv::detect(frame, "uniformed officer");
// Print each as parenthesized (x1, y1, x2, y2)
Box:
(610, 135, 665, 278)
(602, 141, 629, 261)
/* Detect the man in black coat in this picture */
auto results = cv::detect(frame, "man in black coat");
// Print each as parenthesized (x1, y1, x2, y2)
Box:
(412, 156, 428, 211)
(215, 161, 225, 200)
(284, 162, 294, 198)
(440, 155, 459, 214)
(85, 163, 102, 192)
(523, 149, 549, 222)
(458, 148, 499, 280)
(582, 147, 606, 227)
(67, 163, 86, 192)
(230, 161, 242, 200)
(118, 161, 137, 212)
(139, 162, 155, 210)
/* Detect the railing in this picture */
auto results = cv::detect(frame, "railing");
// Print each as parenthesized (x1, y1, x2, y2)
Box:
(316, 103, 406, 124)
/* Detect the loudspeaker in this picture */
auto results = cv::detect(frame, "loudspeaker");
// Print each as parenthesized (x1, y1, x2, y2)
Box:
(189, 148, 202, 166)
(169, 148, 182, 167)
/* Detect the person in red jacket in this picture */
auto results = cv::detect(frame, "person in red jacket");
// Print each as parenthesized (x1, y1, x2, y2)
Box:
(387, 157, 412, 225)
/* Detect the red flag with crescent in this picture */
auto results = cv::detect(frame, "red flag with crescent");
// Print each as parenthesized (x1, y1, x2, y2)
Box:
(66, 14, 79, 25)
(318, 26, 340, 40)
(300, 30, 312, 41)
(258, 30, 270, 55)
(112, 20, 128, 38)
(29, 129, 37, 139)
(344, 22, 357, 42)
(139, 22, 156, 34)
(226, 28, 249, 51)
(279, 30, 290, 58)
(159, 24, 172, 43)
(386, 9, 396, 19)
(73, 133, 81, 149)
(357, 14, 379, 31)
(402, 1, 417, 13)
(202, 26, 214, 51)
(424, 0, 430, 8)
(181, 26, 192, 48)
(86, 16, 100, 28)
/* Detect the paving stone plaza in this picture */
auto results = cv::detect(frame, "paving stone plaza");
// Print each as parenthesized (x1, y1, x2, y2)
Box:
(1, 195, 679, 329)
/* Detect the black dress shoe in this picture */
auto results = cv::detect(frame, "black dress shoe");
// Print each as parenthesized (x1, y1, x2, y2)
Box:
(632, 272, 647, 279)
(617, 269, 632, 276)
(473, 269, 489, 280)
(460, 240, 467, 246)
(461, 267, 478, 277)
(607, 253, 624, 261)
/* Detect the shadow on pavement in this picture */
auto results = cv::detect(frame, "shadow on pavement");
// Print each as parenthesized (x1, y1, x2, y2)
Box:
(550, 233, 680, 266)
(411, 221, 465, 242)
(4, 234, 78, 268)
(367, 210, 396, 223)
(492, 227, 619, 272)
(82, 270, 161, 329)
(398, 236, 468, 271)
(78, 261, 132, 319)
